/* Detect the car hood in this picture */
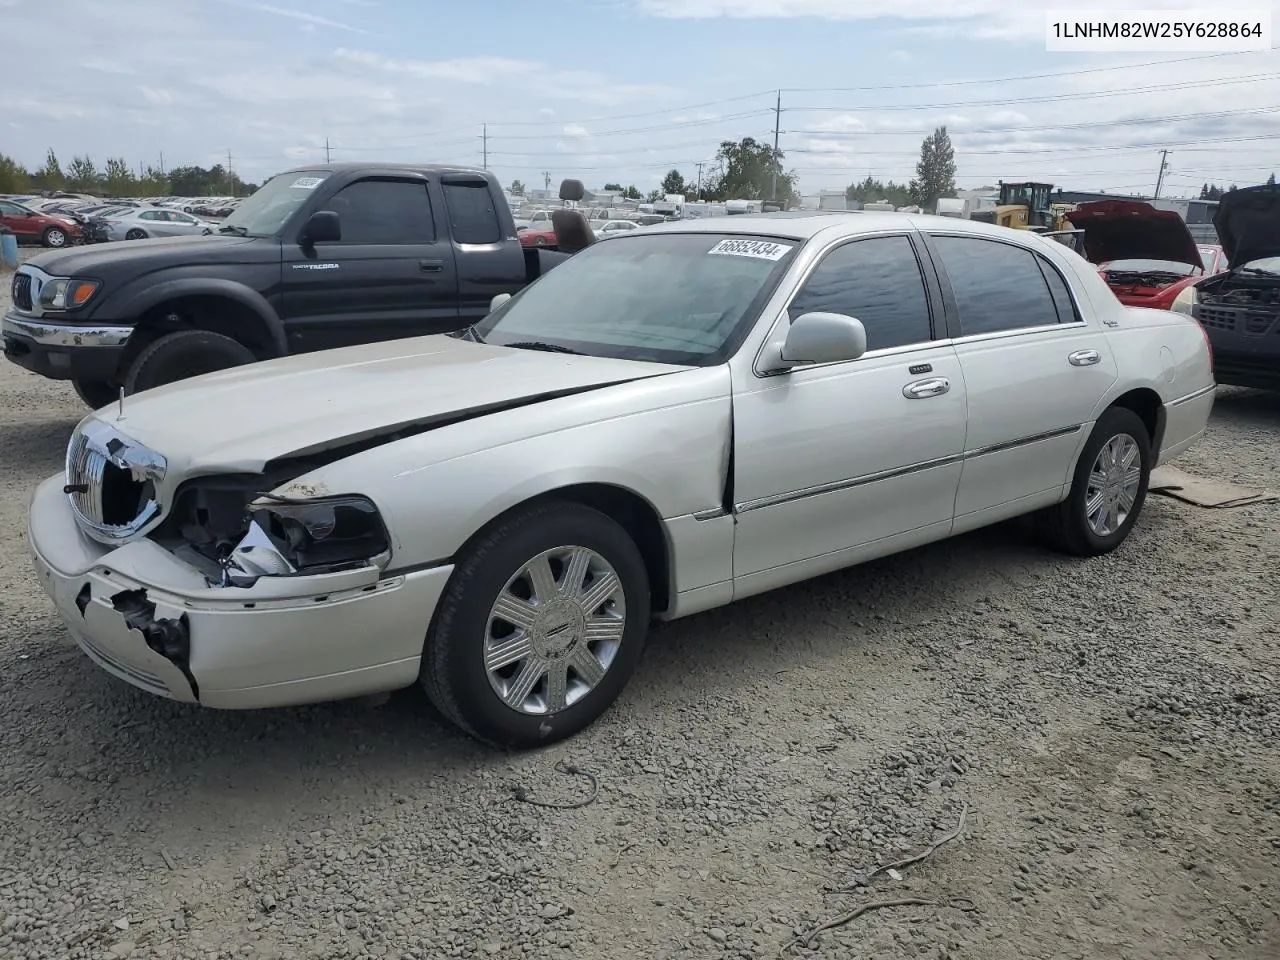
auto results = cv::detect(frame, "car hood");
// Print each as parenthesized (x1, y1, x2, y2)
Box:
(84, 334, 684, 475)
(1065, 200, 1202, 269)
(24, 234, 263, 276)
(1212, 184, 1280, 269)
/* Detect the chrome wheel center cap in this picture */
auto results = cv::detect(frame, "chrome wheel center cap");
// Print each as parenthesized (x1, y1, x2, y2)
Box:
(533, 599, 585, 658)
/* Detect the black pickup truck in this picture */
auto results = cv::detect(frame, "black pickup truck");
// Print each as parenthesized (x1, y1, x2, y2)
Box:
(3, 164, 570, 407)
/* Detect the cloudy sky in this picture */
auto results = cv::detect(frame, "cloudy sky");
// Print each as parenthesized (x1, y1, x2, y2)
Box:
(4, 0, 1278, 197)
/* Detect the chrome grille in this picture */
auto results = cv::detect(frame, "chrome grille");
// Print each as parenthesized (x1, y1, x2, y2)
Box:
(12, 273, 32, 311)
(65, 423, 167, 543)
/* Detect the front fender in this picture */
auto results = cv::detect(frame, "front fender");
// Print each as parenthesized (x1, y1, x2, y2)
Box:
(278, 367, 733, 571)
(107, 277, 288, 356)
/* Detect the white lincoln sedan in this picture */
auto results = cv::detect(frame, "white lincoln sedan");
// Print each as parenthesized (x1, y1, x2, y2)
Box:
(26, 213, 1215, 747)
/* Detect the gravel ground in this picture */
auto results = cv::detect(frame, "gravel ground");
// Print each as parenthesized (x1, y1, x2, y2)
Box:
(1, 258, 1277, 960)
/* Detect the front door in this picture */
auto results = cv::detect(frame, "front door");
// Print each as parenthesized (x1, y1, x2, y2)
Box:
(732, 233, 968, 587)
(924, 233, 1118, 522)
(282, 177, 460, 353)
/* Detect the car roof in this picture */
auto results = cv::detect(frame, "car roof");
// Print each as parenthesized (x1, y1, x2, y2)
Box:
(275, 162, 488, 178)
(639, 210, 1046, 243)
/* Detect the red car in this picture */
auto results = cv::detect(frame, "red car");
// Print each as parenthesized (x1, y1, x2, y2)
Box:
(1066, 199, 1223, 310)
(0, 197, 82, 248)
(518, 227, 558, 249)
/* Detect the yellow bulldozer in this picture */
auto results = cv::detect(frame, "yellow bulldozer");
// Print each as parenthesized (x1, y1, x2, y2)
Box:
(970, 181, 1083, 251)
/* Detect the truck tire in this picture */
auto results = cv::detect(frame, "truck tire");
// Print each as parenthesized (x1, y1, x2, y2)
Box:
(123, 330, 256, 395)
(72, 379, 120, 410)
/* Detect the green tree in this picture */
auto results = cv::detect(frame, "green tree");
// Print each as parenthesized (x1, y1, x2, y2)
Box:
(622, 185, 641, 200)
(844, 176, 914, 208)
(508, 179, 525, 196)
(34, 148, 65, 190)
(1269, 172, 1276, 186)
(103, 157, 137, 196)
(603, 182, 624, 192)
(910, 126, 956, 212)
(0, 154, 30, 193)
(701, 137, 796, 205)
(660, 168, 686, 196)
(66, 155, 100, 192)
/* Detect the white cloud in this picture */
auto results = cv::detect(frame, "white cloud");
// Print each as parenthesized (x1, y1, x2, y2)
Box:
(563, 124, 591, 138)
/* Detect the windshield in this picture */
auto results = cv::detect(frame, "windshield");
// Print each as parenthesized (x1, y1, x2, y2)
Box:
(216, 169, 331, 237)
(1101, 258, 1199, 276)
(470, 232, 799, 365)
(1240, 256, 1280, 275)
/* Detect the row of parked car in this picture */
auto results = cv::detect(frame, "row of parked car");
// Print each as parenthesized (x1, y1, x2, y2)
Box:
(0, 194, 223, 246)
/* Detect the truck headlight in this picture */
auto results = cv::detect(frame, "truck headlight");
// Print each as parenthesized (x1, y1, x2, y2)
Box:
(39, 278, 100, 310)
(1171, 285, 1197, 316)
(221, 494, 390, 586)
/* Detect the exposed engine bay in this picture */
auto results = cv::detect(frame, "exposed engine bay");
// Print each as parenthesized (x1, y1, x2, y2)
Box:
(1196, 276, 1280, 308)
(1102, 269, 1189, 290)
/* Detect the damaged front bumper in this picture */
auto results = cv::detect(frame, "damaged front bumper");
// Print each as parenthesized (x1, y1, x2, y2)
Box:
(27, 474, 454, 709)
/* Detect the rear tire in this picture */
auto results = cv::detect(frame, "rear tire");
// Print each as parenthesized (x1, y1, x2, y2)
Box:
(41, 227, 68, 248)
(123, 330, 256, 394)
(125, 229, 147, 241)
(1038, 407, 1152, 557)
(71, 379, 119, 410)
(421, 501, 650, 748)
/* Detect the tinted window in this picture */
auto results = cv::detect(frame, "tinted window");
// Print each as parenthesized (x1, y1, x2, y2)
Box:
(326, 179, 435, 244)
(443, 183, 502, 244)
(1037, 257, 1079, 323)
(932, 236, 1060, 335)
(787, 235, 933, 350)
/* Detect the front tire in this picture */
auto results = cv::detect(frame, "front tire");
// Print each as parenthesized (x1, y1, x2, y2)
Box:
(422, 501, 650, 748)
(41, 227, 68, 248)
(71, 379, 119, 409)
(125, 228, 147, 241)
(1039, 407, 1152, 557)
(123, 329, 256, 394)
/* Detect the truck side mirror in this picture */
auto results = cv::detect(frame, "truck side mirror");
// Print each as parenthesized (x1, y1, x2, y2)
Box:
(300, 210, 341, 244)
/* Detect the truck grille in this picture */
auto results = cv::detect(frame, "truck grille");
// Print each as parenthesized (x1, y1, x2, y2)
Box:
(66, 426, 167, 542)
(12, 273, 32, 311)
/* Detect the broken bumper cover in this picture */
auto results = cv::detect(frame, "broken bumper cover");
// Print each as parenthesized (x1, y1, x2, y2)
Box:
(27, 474, 454, 709)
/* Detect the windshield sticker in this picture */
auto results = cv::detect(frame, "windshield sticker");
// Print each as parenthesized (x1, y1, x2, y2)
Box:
(290, 177, 325, 190)
(707, 238, 793, 261)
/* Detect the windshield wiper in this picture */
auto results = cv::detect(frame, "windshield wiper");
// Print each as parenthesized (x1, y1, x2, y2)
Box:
(217, 224, 249, 236)
(1238, 266, 1280, 277)
(502, 340, 584, 355)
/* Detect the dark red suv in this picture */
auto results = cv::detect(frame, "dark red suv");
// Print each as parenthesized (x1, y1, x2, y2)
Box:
(0, 199, 82, 248)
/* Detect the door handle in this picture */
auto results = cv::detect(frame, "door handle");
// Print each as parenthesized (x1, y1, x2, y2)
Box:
(419, 259, 444, 272)
(903, 377, 951, 399)
(1069, 349, 1101, 366)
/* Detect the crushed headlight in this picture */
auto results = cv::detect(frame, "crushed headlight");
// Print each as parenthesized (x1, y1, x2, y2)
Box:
(221, 494, 391, 587)
(39, 277, 101, 310)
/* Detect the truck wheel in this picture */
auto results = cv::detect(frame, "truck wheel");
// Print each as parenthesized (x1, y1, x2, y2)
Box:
(123, 330, 256, 394)
(41, 227, 69, 248)
(421, 501, 650, 748)
(72, 379, 120, 410)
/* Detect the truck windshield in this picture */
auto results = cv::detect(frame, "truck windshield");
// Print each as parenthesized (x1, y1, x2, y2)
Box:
(216, 170, 331, 237)
(471, 232, 799, 365)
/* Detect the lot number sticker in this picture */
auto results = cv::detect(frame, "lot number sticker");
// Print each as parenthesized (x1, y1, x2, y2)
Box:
(707, 238, 793, 261)
(290, 177, 325, 190)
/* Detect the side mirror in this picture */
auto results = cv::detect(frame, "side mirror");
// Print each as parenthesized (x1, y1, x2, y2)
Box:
(490, 292, 512, 312)
(764, 312, 868, 370)
(300, 210, 340, 244)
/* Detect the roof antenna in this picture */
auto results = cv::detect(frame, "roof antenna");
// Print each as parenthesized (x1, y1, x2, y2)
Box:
(116, 385, 125, 421)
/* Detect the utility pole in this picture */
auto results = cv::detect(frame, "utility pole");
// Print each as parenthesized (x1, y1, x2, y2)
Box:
(159, 151, 165, 176)
(695, 161, 704, 200)
(1153, 149, 1170, 199)
(482, 124, 488, 171)
(769, 90, 782, 202)
(325, 137, 331, 164)
(543, 171, 551, 193)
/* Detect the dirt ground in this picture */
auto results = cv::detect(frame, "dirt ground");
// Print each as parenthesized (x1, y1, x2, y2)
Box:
(1, 260, 1277, 960)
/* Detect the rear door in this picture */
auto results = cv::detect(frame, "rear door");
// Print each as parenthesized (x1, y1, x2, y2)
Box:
(923, 232, 1118, 525)
(281, 176, 460, 353)
(0, 201, 41, 241)
(439, 175, 530, 323)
